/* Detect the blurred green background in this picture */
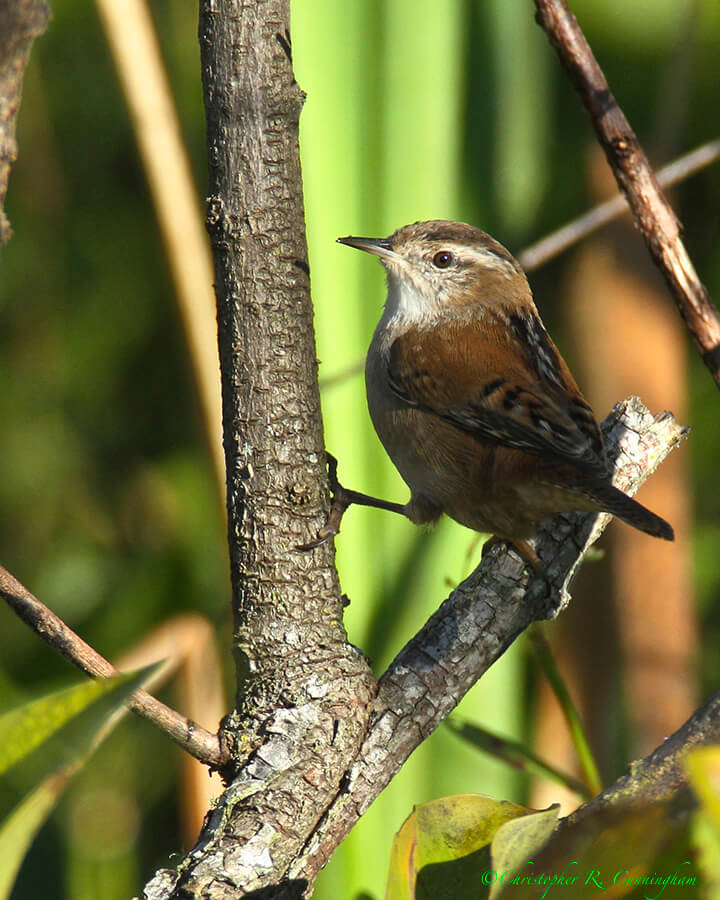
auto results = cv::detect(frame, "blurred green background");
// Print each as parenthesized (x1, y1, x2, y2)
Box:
(1, 0, 719, 897)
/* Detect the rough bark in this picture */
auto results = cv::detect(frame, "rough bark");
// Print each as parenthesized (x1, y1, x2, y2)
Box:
(143, 383, 686, 900)
(0, 0, 50, 248)
(143, 2, 376, 897)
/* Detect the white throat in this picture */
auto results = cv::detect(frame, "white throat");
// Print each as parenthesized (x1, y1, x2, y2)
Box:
(379, 274, 433, 334)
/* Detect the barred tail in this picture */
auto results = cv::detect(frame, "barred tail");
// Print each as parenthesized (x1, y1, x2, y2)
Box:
(587, 481, 674, 541)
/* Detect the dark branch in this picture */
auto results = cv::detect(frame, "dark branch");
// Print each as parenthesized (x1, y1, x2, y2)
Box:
(0, 564, 228, 768)
(0, 0, 50, 248)
(535, 0, 720, 388)
(563, 687, 720, 829)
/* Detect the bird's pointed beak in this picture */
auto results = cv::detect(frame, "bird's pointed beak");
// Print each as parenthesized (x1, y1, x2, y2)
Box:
(337, 235, 398, 261)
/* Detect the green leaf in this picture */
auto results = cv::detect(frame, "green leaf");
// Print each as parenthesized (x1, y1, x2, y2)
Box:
(691, 813, 720, 898)
(685, 746, 720, 827)
(385, 794, 530, 900)
(0, 774, 69, 900)
(0, 671, 146, 777)
(685, 746, 720, 892)
(490, 805, 559, 899)
(0, 669, 155, 900)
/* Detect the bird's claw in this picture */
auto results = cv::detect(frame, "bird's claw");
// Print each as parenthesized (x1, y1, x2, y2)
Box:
(482, 535, 544, 575)
(296, 453, 352, 551)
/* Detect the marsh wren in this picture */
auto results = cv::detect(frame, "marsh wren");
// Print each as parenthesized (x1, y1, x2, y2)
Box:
(313, 220, 673, 567)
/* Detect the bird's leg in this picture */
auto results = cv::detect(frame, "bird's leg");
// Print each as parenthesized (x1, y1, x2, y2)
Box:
(481, 535, 543, 575)
(297, 453, 407, 551)
(513, 539, 543, 574)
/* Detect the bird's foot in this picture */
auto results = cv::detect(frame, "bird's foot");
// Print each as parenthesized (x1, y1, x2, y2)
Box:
(296, 454, 351, 550)
(482, 535, 543, 574)
(297, 453, 407, 551)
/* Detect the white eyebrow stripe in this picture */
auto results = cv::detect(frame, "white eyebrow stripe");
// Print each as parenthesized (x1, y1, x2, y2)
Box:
(464, 246, 517, 273)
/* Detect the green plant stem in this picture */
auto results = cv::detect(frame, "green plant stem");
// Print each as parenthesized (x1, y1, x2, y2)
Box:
(528, 623, 603, 797)
(447, 718, 592, 800)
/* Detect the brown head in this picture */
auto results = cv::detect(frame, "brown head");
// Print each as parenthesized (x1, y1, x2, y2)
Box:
(337, 220, 532, 326)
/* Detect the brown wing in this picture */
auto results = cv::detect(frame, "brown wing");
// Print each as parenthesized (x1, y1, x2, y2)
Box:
(387, 313, 608, 479)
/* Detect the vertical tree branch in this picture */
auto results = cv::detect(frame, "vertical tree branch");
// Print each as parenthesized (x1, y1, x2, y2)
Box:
(141, 3, 376, 898)
(0, 0, 50, 248)
(534, 0, 720, 388)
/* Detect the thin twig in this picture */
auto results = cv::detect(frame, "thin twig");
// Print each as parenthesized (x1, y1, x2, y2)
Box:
(0, 565, 228, 769)
(535, 0, 720, 388)
(519, 137, 720, 271)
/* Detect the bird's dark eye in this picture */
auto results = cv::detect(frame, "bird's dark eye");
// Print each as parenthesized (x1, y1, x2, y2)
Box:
(432, 250, 454, 269)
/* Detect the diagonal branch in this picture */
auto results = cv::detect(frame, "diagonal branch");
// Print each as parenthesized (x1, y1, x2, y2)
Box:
(562, 686, 720, 830)
(535, 0, 720, 388)
(0, 565, 227, 768)
(291, 398, 688, 883)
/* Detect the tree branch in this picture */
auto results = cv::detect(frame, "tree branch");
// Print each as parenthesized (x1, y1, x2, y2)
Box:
(0, 564, 227, 768)
(0, 0, 50, 247)
(562, 686, 720, 831)
(290, 399, 687, 884)
(141, 2, 376, 897)
(534, 0, 720, 388)
(140, 383, 684, 900)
